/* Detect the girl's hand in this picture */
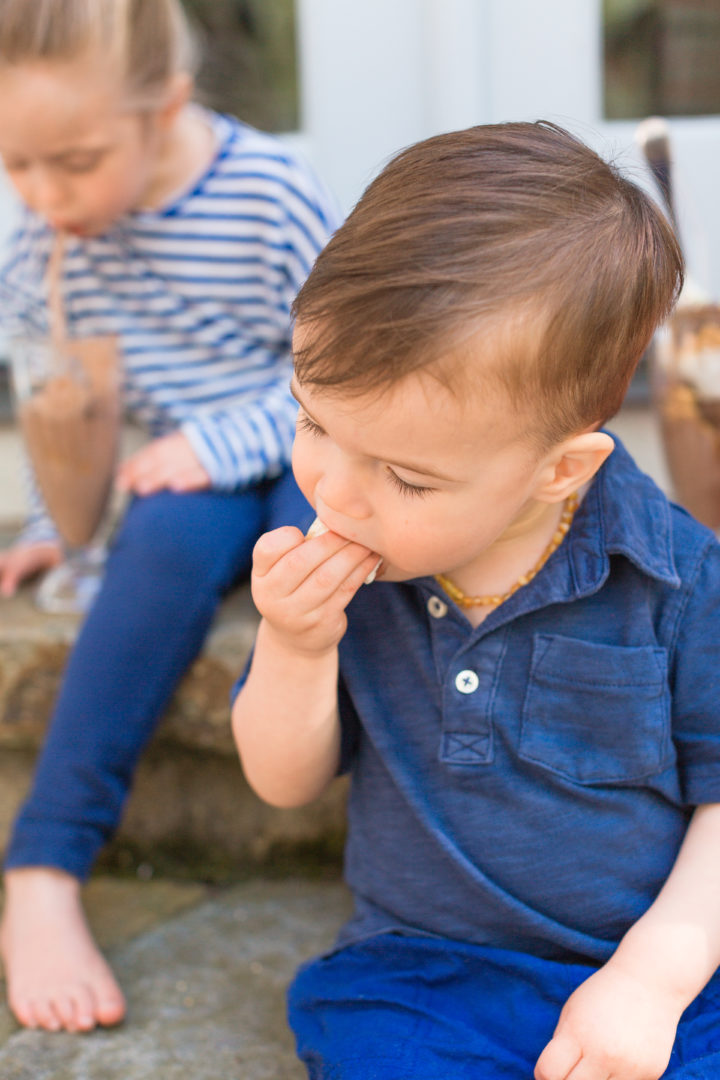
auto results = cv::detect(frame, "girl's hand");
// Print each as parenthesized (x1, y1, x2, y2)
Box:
(534, 960, 681, 1080)
(116, 432, 211, 495)
(251, 525, 380, 656)
(0, 541, 63, 597)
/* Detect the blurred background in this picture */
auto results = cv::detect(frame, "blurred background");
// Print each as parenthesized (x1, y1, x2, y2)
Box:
(2, 0, 720, 408)
(194, 0, 720, 291)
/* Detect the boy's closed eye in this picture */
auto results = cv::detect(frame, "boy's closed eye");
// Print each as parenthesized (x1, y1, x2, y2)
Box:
(296, 411, 326, 439)
(384, 469, 434, 498)
(295, 410, 436, 498)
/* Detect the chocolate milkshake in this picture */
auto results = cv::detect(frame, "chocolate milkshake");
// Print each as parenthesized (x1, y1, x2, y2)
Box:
(18, 336, 121, 547)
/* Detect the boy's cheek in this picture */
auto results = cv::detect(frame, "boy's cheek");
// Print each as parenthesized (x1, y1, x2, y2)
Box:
(291, 446, 316, 508)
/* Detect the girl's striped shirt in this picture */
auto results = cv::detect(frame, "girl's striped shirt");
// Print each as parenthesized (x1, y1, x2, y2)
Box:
(0, 110, 339, 542)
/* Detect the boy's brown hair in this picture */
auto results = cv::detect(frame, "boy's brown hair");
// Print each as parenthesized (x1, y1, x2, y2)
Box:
(292, 121, 683, 446)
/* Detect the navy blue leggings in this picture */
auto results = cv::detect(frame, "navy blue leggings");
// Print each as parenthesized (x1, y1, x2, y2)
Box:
(5, 469, 312, 879)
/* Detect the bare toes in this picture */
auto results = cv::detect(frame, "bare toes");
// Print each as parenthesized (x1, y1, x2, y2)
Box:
(10, 995, 38, 1029)
(55, 989, 88, 1033)
(69, 985, 97, 1032)
(94, 988, 126, 1027)
(30, 997, 62, 1032)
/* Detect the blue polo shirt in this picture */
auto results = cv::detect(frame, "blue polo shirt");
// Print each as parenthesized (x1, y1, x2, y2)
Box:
(332, 438, 720, 964)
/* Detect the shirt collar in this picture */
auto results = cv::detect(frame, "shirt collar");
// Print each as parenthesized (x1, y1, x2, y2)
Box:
(413, 432, 680, 629)
(568, 433, 680, 593)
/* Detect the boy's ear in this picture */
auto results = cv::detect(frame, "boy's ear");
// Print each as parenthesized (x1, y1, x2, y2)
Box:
(534, 431, 614, 502)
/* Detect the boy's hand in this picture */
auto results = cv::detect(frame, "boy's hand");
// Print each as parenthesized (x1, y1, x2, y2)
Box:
(0, 541, 63, 597)
(116, 432, 211, 495)
(534, 961, 681, 1080)
(251, 525, 380, 656)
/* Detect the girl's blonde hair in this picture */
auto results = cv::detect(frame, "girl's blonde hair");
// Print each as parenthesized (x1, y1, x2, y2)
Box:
(0, 0, 196, 107)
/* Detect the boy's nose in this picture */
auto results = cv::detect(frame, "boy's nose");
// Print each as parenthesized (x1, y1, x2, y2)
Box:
(315, 468, 372, 523)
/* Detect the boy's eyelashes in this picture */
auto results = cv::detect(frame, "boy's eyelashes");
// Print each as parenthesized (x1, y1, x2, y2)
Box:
(296, 412, 435, 499)
(296, 412, 324, 438)
(385, 468, 434, 498)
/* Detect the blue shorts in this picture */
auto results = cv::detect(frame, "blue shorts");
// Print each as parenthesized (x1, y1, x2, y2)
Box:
(288, 933, 720, 1079)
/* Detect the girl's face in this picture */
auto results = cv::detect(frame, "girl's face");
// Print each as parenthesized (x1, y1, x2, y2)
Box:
(0, 57, 162, 236)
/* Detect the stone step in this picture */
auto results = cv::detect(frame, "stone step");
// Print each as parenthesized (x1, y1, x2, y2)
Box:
(0, 581, 347, 880)
(0, 875, 352, 1078)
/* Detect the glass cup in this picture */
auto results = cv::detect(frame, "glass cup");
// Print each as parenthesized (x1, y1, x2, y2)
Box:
(653, 305, 720, 530)
(10, 334, 121, 613)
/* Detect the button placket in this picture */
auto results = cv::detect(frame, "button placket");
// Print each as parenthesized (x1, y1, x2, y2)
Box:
(426, 589, 468, 685)
(439, 631, 509, 766)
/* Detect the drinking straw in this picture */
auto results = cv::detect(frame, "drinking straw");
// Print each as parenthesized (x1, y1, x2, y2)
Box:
(45, 229, 67, 370)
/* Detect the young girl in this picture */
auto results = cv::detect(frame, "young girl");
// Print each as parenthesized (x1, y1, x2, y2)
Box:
(0, 0, 338, 1034)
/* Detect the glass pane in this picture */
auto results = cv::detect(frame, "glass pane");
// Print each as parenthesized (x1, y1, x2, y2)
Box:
(604, 0, 720, 119)
(182, 0, 299, 132)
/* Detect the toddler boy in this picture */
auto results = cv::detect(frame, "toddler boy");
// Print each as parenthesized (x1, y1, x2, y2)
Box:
(233, 121, 720, 1079)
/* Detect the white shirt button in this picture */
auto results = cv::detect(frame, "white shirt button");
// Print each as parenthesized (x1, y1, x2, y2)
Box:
(455, 669, 479, 694)
(427, 595, 448, 619)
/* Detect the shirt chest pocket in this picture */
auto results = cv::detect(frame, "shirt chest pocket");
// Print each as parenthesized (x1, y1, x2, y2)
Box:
(519, 633, 672, 784)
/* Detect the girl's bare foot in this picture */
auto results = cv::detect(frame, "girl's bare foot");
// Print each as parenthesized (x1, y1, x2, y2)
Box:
(0, 867, 126, 1032)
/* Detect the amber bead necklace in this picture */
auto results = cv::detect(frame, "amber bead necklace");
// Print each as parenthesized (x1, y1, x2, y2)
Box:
(434, 492, 579, 609)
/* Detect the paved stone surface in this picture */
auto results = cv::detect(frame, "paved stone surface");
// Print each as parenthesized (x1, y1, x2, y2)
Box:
(0, 877, 352, 1079)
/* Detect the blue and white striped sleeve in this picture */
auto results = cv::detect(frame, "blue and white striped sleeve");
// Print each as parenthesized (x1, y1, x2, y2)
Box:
(180, 151, 341, 490)
(181, 375, 298, 489)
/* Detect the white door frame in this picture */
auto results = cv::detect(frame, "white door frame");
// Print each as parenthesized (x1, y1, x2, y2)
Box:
(296, 0, 720, 296)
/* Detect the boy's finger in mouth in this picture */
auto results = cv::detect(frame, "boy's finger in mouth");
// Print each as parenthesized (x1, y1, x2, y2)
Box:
(306, 517, 383, 585)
